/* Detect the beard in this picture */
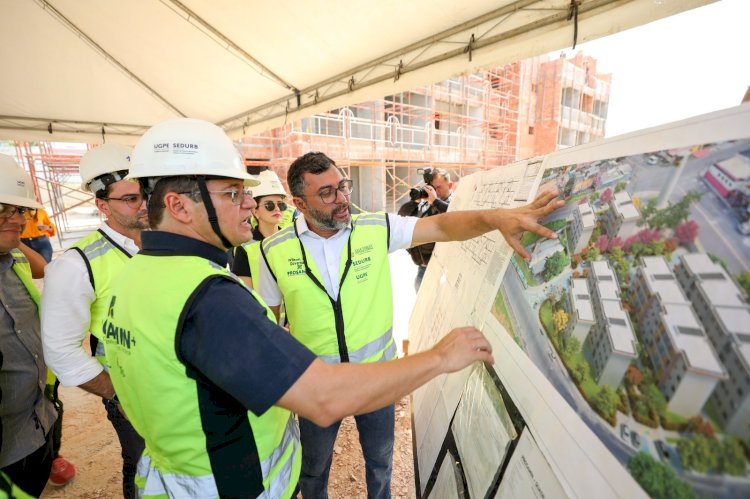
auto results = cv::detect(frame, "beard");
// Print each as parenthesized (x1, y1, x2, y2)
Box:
(111, 208, 150, 230)
(307, 202, 350, 231)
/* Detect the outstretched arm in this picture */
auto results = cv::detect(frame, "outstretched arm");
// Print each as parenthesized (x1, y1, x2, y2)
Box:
(277, 326, 493, 427)
(411, 189, 564, 261)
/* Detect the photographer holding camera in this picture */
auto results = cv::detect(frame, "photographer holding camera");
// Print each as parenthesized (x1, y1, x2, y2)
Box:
(400, 167, 455, 290)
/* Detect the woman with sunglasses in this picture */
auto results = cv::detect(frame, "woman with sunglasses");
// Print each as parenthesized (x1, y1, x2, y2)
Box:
(20, 207, 56, 262)
(232, 169, 290, 290)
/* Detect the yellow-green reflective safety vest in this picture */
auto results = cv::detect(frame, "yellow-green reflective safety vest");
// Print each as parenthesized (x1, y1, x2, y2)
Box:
(235, 239, 287, 326)
(261, 212, 396, 364)
(70, 229, 131, 368)
(241, 240, 262, 289)
(280, 206, 295, 229)
(0, 472, 35, 499)
(103, 254, 300, 499)
(10, 249, 39, 306)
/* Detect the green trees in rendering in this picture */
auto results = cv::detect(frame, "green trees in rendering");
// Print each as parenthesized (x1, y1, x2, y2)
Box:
(543, 250, 570, 281)
(641, 191, 702, 230)
(627, 453, 694, 499)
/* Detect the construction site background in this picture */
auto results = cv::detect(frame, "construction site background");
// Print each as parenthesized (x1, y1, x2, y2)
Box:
(1, 51, 610, 243)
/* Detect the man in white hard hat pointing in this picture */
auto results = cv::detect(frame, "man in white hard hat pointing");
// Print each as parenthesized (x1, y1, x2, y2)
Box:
(102, 117, 493, 498)
(41, 143, 147, 498)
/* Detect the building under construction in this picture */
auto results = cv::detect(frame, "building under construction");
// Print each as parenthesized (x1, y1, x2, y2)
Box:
(9, 51, 610, 236)
(236, 52, 610, 212)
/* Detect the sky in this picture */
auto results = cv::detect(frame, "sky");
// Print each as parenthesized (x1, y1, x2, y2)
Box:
(569, 0, 749, 138)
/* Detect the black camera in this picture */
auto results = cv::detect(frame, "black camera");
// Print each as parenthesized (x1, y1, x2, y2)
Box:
(409, 187, 428, 201)
(408, 167, 435, 201)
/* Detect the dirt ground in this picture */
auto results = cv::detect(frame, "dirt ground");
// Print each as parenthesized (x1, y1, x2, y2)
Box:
(40, 387, 415, 498)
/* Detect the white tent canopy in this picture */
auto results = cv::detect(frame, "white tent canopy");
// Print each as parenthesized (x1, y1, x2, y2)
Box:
(0, 0, 713, 144)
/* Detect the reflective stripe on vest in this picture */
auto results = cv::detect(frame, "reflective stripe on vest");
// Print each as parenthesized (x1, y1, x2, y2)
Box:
(260, 414, 299, 498)
(317, 327, 396, 364)
(79, 235, 117, 260)
(136, 414, 299, 498)
(262, 212, 395, 363)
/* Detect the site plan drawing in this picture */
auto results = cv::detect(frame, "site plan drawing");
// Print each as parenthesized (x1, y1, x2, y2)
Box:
(409, 104, 750, 498)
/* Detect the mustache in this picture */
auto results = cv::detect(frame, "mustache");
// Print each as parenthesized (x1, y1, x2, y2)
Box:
(333, 203, 349, 215)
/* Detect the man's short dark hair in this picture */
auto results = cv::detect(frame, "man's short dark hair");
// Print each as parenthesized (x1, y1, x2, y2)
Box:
(146, 176, 201, 228)
(429, 168, 452, 183)
(287, 152, 337, 197)
(92, 170, 130, 199)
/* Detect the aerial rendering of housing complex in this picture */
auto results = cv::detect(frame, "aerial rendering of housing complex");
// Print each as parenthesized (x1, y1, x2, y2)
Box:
(498, 142, 750, 493)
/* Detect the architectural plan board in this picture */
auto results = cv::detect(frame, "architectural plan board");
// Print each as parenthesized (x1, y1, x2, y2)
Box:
(451, 365, 518, 499)
(410, 160, 546, 492)
(430, 453, 463, 499)
(409, 103, 750, 498)
(493, 430, 566, 499)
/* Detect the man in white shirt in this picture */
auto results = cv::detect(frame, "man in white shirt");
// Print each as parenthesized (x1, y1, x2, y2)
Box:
(257, 152, 562, 498)
(41, 143, 147, 499)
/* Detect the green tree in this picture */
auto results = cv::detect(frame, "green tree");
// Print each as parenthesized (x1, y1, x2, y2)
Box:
(678, 435, 719, 473)
(615, 181, 628, 193)
(564, 336, 581, 358)
(574, 361, 590, 383)
(736, 271, 750, 304)
(630, 241, 647, 258)
(589, 190, 600, 204)
(585, 246, 600, 262)
(649, 240, 666, 256)
(642, 384, 667, 416)
(594, 385, 619, 417)
(719, 437, 748, 476)
(627, 453, 695, 499)
(644, 191, 702, 230)
(634, 399, 649, 418)
(640, 197, 658, 224)
(609, 246, 631, 283)
(543, 251, 569, 281)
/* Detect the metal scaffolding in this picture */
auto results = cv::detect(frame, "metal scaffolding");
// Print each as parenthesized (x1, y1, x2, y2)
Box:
(11, 142, 94, 244)
(12, 53, 608, 231)
(237, 65, 525, 212)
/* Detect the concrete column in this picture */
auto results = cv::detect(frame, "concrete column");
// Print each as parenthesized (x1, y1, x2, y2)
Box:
(353, 162, 387, 212)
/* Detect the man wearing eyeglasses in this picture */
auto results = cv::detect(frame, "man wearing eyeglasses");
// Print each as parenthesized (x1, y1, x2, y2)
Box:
(0, 154, 60, 497)
(40, 143, 146, 498)
(257, 152, 562, 498)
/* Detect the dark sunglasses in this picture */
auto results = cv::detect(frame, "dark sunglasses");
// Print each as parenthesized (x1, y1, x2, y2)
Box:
(262, 201, 287, 212)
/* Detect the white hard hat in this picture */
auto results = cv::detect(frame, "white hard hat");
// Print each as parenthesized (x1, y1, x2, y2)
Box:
(0, 154, 42, 209)
(79, 143, 133, 193)
(253, 170, 287, 198)
(128, 118, 259, 186)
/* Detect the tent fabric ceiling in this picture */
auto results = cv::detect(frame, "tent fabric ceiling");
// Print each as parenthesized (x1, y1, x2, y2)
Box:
(0, 0, 713, 144)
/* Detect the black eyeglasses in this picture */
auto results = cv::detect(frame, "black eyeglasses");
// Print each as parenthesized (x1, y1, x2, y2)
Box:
(261, 201, 287, 212)
(0, 203, 35, 221)
(103, 193, 145, 209)
(309, 179, 354, 204)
